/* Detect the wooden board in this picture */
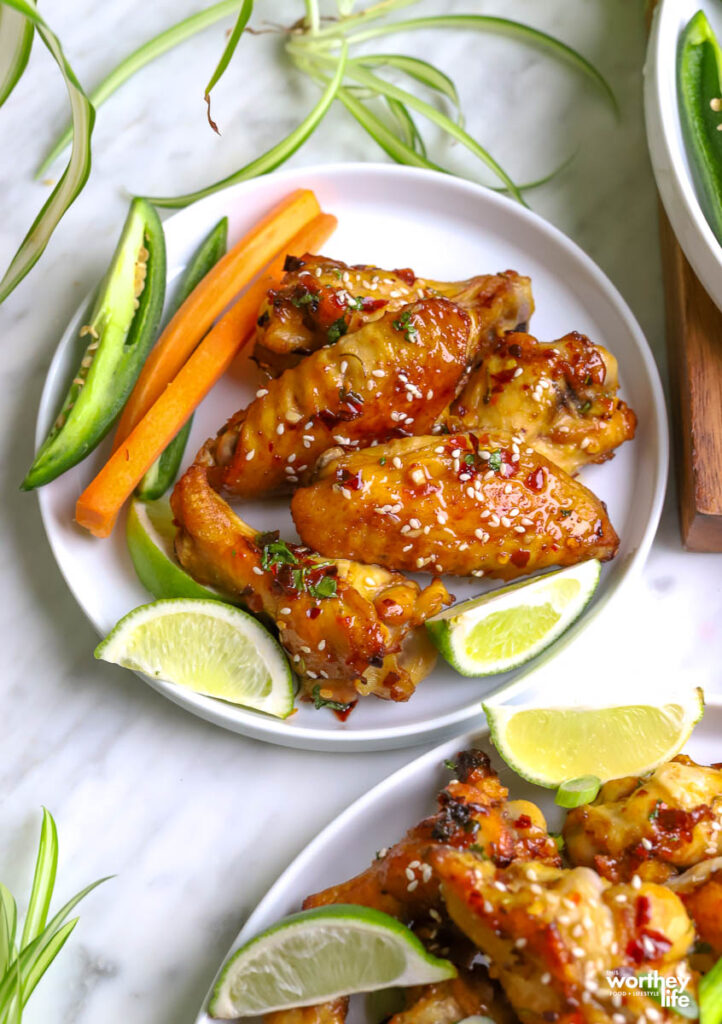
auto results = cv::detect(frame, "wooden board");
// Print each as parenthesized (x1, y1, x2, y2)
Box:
(659, 205, 722, 550)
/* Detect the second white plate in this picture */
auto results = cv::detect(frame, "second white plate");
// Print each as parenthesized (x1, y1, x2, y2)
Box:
(35, 163, 668, 751)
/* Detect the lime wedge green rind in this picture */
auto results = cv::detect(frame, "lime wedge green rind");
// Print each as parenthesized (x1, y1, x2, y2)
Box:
(209, 904, 456, 1018)
(426, 560, 600, 677)
(483, 689, 705, 789)
(95, 598, 294, 718)
(127, 498, 231, 603)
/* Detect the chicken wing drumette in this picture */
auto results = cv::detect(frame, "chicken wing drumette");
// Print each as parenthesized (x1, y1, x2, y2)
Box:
(433, 847, 696, 1024)
(171, 462, 450, 705)
(252, 253, 533, 375)
(208, 297, 478, 498)
(291, 432, 619, 580)
(447, 330, 637, 474)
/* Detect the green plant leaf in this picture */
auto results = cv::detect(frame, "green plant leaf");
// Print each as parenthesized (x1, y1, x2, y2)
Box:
(313, 0, 419, 39)
(20, 919, 77, 1007)
(0, 886, 17, 980)
(341, 87, 443, 171)
(204, 0, 253, 132)
(0, 1, 33, 108)
(36, 0, 245, 178)
(147, 43, 348, 208)
(385, 96, 426, 156)
(339, 15, 618, 114)
(0, 0, 95, 305)
(292, 48, 521, 201)
(20, 809, 57, 950)
(355, 53, 460, 114)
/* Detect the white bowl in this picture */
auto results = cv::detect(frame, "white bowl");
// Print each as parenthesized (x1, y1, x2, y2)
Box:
(645, 0, 722, 310)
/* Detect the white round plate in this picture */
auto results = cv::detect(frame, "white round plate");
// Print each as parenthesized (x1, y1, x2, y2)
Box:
(645, 0, 722, 311)
(193, 699, 721, 1024)
(35, 163, 667, 752)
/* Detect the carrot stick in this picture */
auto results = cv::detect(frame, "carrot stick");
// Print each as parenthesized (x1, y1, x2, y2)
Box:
(76, 212, 337, 538)
(112, 188, 320, 451)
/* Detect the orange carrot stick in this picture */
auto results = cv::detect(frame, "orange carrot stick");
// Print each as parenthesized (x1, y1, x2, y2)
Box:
(112, 188, 320, 451)
(76, 212, 337, 538)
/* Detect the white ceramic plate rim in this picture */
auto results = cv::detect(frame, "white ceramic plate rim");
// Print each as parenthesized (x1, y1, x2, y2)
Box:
(194, 695, 722, 1023)
(644, 0, 722, 311)
(35, 162, 669, 751)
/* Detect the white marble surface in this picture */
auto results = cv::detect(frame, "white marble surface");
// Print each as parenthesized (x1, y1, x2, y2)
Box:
(1, 0, 721, 1020)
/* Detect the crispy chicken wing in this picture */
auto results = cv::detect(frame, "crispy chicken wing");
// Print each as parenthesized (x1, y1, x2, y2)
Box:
(389, 969, 515, 1024)
(291, 432, 619, 579)
(304, 750, 560, 921)
(253, 253, 533, 374)
(448, 331, 637, 474)
(271, 752, 558, 1024)
(668, 857, 722, 958)
(563, 755, 722, 883)
(433, 847, 696, 1024)
(265, 1000, 348, 1024)
(171, 461, 450, 705)
(209, 297, 477, 498)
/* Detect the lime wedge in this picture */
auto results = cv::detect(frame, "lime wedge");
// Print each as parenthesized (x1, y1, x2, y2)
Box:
(127, 498, 230, 602)
(209, 905, 456, 1019)
(483, 689, 705, 788)
(95, 599, 294, 718)
(426, 560, 601, 676)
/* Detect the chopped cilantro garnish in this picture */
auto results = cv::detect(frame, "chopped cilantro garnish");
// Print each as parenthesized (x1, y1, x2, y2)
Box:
(379, 457, 387, 466)
(333, 268, 343, 279)
(347, 295, 365, 311)
(261, 540, 298, 570)
(327, 317, 348, 343)
(444, 758, 456, 771)
(469, 843, 490, 859)
(648, 800, 662, 822)
(308, 576, 338, 599)
(312, 685, 353, 712)
(392, 310, 419, 342)
(290, 290, 317, 309)
(551, 832, 565, 853)
(488, 449, 502, 472)
(579, 400, 592, 414)
(560, 509, 573, 517)
(464, 453, 476, 466)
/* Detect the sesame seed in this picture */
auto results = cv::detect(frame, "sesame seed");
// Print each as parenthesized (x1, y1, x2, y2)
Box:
(252, 567, 264, 575)
(631, 874, 642, 889)
(504, 483, 512, 494)
(515, 937, 527, 948)
(409, 517, 421, 529)
(372, 369, 385, 378)
(541, 973, 551, 985)
(483, 900, 493, 913)
(501, 516, 511, 528)
(514, 525, 526, 534)
(392, 456, 403, 469)
(245, 450, 255, 461)
(317, 639, 326, 651)
(407, 879, 418, 892)
(256, 388, 269, 398)
(276, 423, 285, 435)
(405, 867, 415, 880)
(493, 881, 507, 891)
(280, 607, 292, 615)
(572, 947, 586, 959)
(513, 367, 523, 377)
(641, 837, 653, 850)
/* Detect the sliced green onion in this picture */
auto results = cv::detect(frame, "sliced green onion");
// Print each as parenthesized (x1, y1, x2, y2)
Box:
(147, 43, 348, 208)
(204, 0, 253, 132)
(701, 955, 722, 1024)
(20, 808, 57, 949)
(318, 14, 617, 115)
(0, 0, 95, 305)
(0, 1, 33, 108)
(555, 775, 601, 808)
(36, 0, 244, 178)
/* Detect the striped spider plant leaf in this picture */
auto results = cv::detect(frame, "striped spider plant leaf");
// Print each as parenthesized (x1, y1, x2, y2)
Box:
(204, 0, 254, 132)
(0, 0, 33, 108)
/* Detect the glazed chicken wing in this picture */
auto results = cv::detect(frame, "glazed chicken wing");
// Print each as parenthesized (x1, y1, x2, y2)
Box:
(209, 297, 476, 498)
(171, 462, 450, 705)
(269, 751, 559, 1024)
(563, 755, 722, 883)
(448, 330, 637, 474)
(388, 969, 515, 1024)
(291, 432, 619, 580)
(253, 253, 533, 374)
(668, 857, 722, 959)
(304, 750, 560, 921)
(433, 847, 696, 1024)
(265, 1001, 348, 1024)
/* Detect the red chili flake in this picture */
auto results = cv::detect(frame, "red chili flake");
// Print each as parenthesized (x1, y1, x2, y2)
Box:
(635, 895, 652, 929)
(525, 466, 545, 492)
(500, 450, 519, 477)
(514, 814, 532, 829)
(394, 267, 416, 286)
(491, 367, 518, 389)
(334, 702, 357, 722)
(510, 550, 531, 568)
(340, 469, 363, 491)
(626, 931, 672, 964)
(307, 606, 321, 619)
(357, 296, 387, 313)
